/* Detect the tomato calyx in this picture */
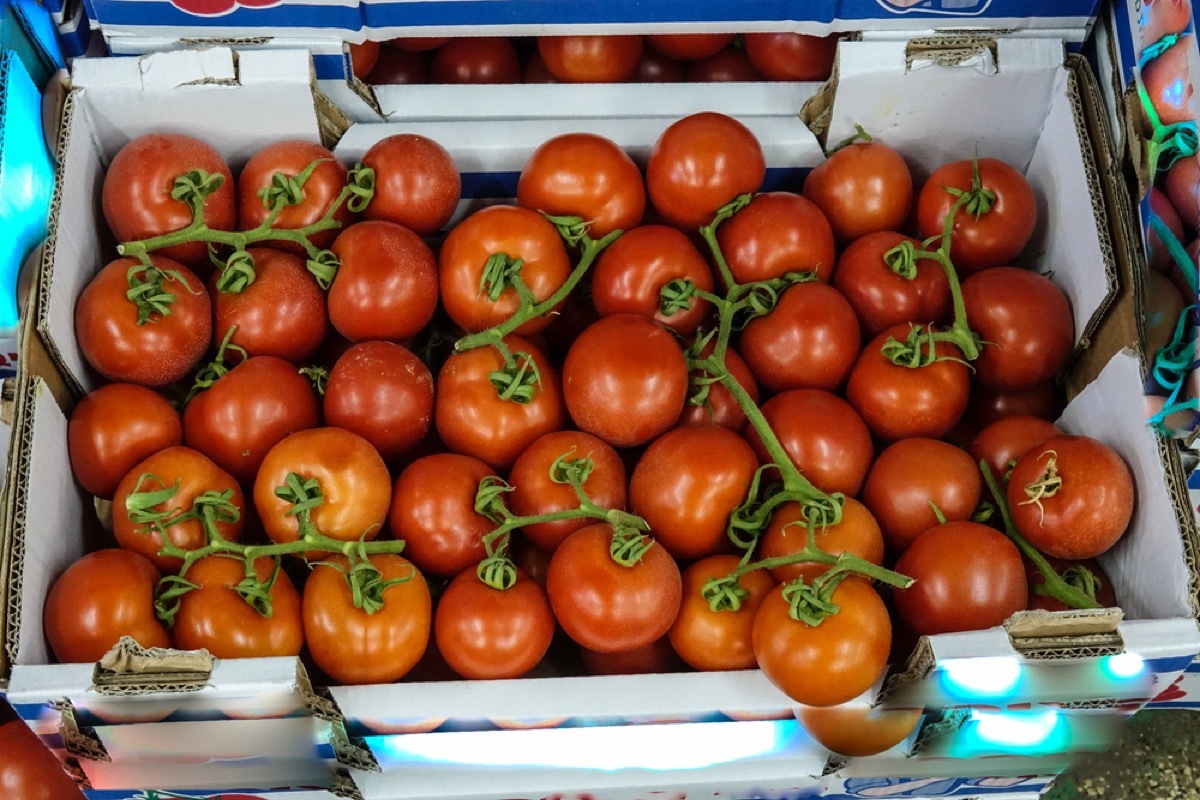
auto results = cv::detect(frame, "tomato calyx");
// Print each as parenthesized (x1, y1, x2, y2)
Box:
(479, 253, 532, 303)
(1017, 449, 1062, 523)
(300, 365, 329, 395)
(781, 568, 850, 626)
(487, 349, 544, 405)
(314, 553, 415, 615)
(942, 155, 997, 221)
(305, 249, 340, 290)
(125, 261, 201, 324)
(170, 168, 227, 216)
(542, 213, 597, 249)
(257, 156, 331, 210)
(214, 249, 256, 294)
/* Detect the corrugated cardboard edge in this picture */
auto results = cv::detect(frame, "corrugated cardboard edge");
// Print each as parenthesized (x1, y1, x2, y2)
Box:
(1160, 436, 1200, 619)
(822, 753, 850, 776)
(90, 637, 215, 694)
(53, 700, 111, 763)
(330, 770, 365, 800)
(876, 637, 935, 708)
(909, 707, 971, 758)
(330, 718, 380, 773)
(295, 659, 345, 721)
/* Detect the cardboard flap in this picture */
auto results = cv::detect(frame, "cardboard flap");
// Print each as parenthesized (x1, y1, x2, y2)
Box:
(92, 637, 214, 693)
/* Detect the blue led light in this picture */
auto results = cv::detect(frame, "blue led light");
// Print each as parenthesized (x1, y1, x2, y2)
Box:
(949, 709, 1071, 758)
(938, 656, 1022, 701)
(1101, 652, 1146, 681)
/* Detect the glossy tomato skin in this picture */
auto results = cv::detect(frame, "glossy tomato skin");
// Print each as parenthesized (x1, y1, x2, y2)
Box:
(360, 133, 461, 235)
(893, 521, 1027, 635)
(1141, 36, 1199, 127)
(328, 220, 439, 342)
(102, 133, 235, 268)
(184, 356, 320, 486)
(367, 45, 430, 84)
(391, 36, 451, 52)
(678, 342, 760, 430)
(965, 379, 1063, 429)
(44, 549, 171, 663)
(435, 568, 556, 679)
(1007, 435, 1135, 560)
(389, 453, 495, 578)
(0, 709, 89, 799)
(112, 446, 245, 572)
(430, 37, 521, 83)
(687, 47, 762, 82)
(349, 41, 381, 78)
(796, 704, 923, 758)
(68, 383, 182, 499)
(546, 523, 682, 653)
(517, 132, 645, 238)
(581, 636, 686, 675)
(303, 554, 431, 684)
(439, 205, 572, 336)
(743, 32, 839, 81)
(968, 415, 1062, 481)
(668, 553, 775, 672)
(173, 555, 304, 658)
(237, 140, 353, 254)
(76, 256, 212, 387)
(562, 314, 689, 447)
(537, 35, 644, 83)
(917, 158, 1037, 273)
(803, 142, 913, 245)
(753, 577, 891, 707)
(833, 231, 952, 336)
(761, 498, 884, 584)
(647, 33, 735, 61)
(718, 192, 837, 284)
(1165, 153, 1200, 231)
(1141, 0, 1193, 47)
(647, 112, 766, 230)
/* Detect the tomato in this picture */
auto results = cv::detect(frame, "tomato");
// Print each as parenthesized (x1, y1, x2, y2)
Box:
(523, 51, 558, 83)
(430, 36, 522, 83)
(328, 220, 439, 342)
(1026, 556, 1118, 612)
(746, 389, 874, 497)
(324, 341, 434, 462)
(634, 49, 686, 82)
(795, 704, 923, 758)
(832, 231, 952, 336)
(630, 425, 757, 560)
(0, 709, 88, 799)
(546, 523, 682, 653)
(893, 521, 1027, 635)
(1147, 187, 1186, 274)
(537, 35, 645, 83)
(102, 133, 235, 268)
(753, 577, 891, 707)
(803, 141, 913, 245)
(761, 498, 884, 584)
(1145, 269, 1188, 358)
(237, 140, 354, 254)
(961, 267, 1075, 391)
(349, 40, 381, 79)
(861, 438, 981, 554)
(211, 247, 328, 363)
(590, 224, 713, 334)
(687, 47, 762, 82)
(439, 205, 572, 336)
(434, 568, 556, 679)
(717, 192, 837, 284)
(76, 256, 212, 387)
(562, 314, 689, 447)
(254, 427, 392, 555)
(743, 33, 839, 81)
(389, 453, 496, 578)
(303, 554, 431, 684)
(184, 356, 320, 485)
(44, 549, 171, 663)
(68, 383, 182, 499)
(360, 133, 461, 236)
(968, 415, 1062, 481)
(678, 341, 760, 431)
(965, 379, 1063, 429)
(739, 281, 861, 392)
(1141, 0, 1193, 49)
(509, 430, 627, 551)
(668, 554, 775, 672)
(172, 554, 304, 658)
(580, 636, 686, 675)
(846, 324, 971, 442)
(1141, 36, 1199, 127)
(391, 36, 451, 52)
(646, 33, 735, 61)
(1165, 153, 1200, 231)
(517, 132, 645, 238)
(1007, 435, 1135, 560)
(367, 45, 430, 84)
(646, 112, 766, 230)
(916, 157, 1037, 274)
(113, 446, 245, 572)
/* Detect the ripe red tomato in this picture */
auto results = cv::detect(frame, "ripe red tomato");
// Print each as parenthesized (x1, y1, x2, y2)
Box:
(646, 112, 766, 230)
(917, 157, 1037, 274)
(562, 314, 689, 447)
(44, 549, 171, 663)
(795, 704, 922, 758)
(76, 256, 212, 387)
(367, 45, 430, 84)
(687, 47, 762, 82)
(112, 446, 245, 572)
(68, 383, 182, 499)
(349, 41, 381, 79)
(968, 415, 1062, 481)
(1026, 556, 1118, 612)
(546, 523, 682, 653)
(803, 141, 913, 245)
(1165, 153, 1200, 231)
(303, 554, 431, 684)
(537, 35, 645, 83)
(392, 36, 451, 52)
(517, 132, 646, 238)
(965, 379, 1063, 429)
(668, 553, 775, 671)
(1141, 36, 1199, 127)
(678, 341, 760, 430)
(646, 33, 735, 61)
(360, 133, 461, 236)
(743, 32, 839, 81)
(753, 577, 891, 707)
(580, 636, 686, 675)
(760, 498, 885, 584)
(1145, 270, 1188, 359)
(893, 521, 1028, 635)
(634, 49, 687, 83)
(1007, 435, 1135, 560)
(435, 568, 556, 679)
(0, 709, 89, 799)
(717, 191, 837, 284)
(173, 555, 304, 658)
(430, 37, 522, 83)
(102, 133, 235, 268)
(1141, 0, 1193, 49)
(832, 231, 952, 336)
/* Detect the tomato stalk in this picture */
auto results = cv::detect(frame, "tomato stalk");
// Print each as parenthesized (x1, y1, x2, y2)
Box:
(125, 260, 202, 325)
(186, 325, 246, 403)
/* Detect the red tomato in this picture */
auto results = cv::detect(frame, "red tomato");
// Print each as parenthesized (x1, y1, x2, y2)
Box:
(1145, 269, 1188, 358)
(76, 256, 212, 387)
(360, 133, 461, 236)
(717, 191, 837, 284)
(102, 133, 235, 267)
(893, 521, 1028, 635)
(687, 47, 763, 82)
(430, 37, 522, 83)
(1141, 0, 1193, 49)
(753, 577, 891, 707)
(646, 112, 766, 230)
(1141, 36, 1199, 127)
(968, 415, 1062, 481)
(634, 48, 685, 82)
(916, 157, 1037, 274)
(562, 314, 689, 447)
(832, 231, 952, 336)
(328, 220, 439, 342)
(668, 553, 775, 671)
(965, 379, 1063, 429)
(68, 383, 182, 499)
(349, 40, 381, 79)
(517, 132, 645, 238)
(523, 51, 558, 83)
(546, 523, 682, 653)
(1165, 153, 1200, 231)
(678, 341, 760, 431)
(1026, 556, 1118, 612)
(1146, 186, 1186, 273)
(537, 35, 645, 83)
(44, 549, 171, 663)
(303, 554, 431, 684)
(590, 224, 714, 334)
(173, 555, 304, 658)
(796, 704, 923, 758)
(367, 45, 431, 84)
(112, 446, 245, 572)
(439, 205, 572, 336)
(803, 141, 913, 245)
(647, 33, 735, 61)
(580, 636, 686, 675)
(1007, 435, 1135, 560)
(435, 568, 556, 679)
(391, 36, 451, 52)
(0, 710, 89, 799)
(761, 498, 885, 584)
(743, 33, 839, 81)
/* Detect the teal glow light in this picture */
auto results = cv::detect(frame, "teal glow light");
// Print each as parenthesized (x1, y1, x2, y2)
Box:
(1101, 652, 1146, 681)
(951, 709, 1069, 758)
(939, 656, 1022, 701)
(366, 719, 797, 772)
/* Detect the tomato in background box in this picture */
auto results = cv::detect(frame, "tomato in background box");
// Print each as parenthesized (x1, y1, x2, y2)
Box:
(761, 498, 884, 584)
(1166, 153, 1200, 231)
(647, 33, 735, 61)
(635, 49, 686, 83)
(523, 51, 558, 83)
(430, 36, 521, 83)
(237, 141, 354, 254)
(743, 32, 839, 81)
(1141, 34, 1199, 127)
(669, 554, 774, 672)
(717, 191, 837, 284)
(69, 383, 182, 499)
(968, 415, 1062, 481)
(537, 35, 644, 83)
(360, 133, 461, 235)
(349, 40, 381, 79)
(796, 704, 922, 758)
(0, 703, 89, 798)
(389, 453, 495, 578)
(1026, 556, 1119, 612)
(1147, 186, 1187, 273)
(688, 47, 763, 82)
(965, 379, 1063, 429)
(102, 133, 235, 269)
(392, 36, 451, 52)
(803, 140, 913, 246)
(367, 45, 431, 84)
(1140, 0, 1193, 50)
(1145, 270, 1188, 359)
(678, 341, 760, 431)
(581, 636, 686, 675)
(833, 231, 952, 336)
